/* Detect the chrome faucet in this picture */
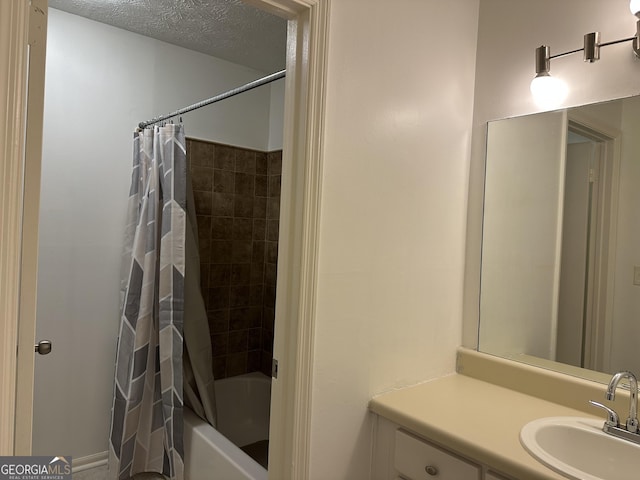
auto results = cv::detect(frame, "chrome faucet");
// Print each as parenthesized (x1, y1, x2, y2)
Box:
(606, 371, 639, 433)
(589, 370, 640, 445)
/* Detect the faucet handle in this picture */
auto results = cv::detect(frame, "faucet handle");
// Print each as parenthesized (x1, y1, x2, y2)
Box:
(589, 400, 619, 427)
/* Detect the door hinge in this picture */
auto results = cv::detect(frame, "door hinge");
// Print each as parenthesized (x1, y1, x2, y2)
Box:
(589, 168, 597, 183)
(272, 358, 278, 379)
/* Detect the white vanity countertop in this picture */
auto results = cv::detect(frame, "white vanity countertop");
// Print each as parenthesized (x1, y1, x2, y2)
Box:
(369, 373, 602, 480)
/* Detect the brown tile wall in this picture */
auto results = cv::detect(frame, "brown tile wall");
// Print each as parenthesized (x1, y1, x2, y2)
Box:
(187, 138, 281, 379)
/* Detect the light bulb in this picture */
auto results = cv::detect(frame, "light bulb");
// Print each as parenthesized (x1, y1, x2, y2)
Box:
(631, 0, 640, 17)
(530, 73, 568, 109)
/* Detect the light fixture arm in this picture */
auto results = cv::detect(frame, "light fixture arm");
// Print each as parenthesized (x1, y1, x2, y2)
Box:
(538, 20, 640, 75)
(548, 46, 584, 61)
(531, 2, 640, 109)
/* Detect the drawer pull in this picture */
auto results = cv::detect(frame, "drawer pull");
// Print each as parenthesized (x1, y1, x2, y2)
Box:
(425, 465, 439, 476)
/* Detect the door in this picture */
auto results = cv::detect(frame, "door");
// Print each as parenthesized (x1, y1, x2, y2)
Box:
(556, 117, 618, 373)
(556, 139, 601, 367)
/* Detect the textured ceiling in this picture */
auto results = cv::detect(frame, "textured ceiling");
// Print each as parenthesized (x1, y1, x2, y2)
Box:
(49, 0, 287, 73)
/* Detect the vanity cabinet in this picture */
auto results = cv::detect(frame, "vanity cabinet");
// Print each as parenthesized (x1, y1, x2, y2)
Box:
(394, 429, 480, 479)
(372, 415, 515, 480)
(370, 362, 598, 480)
(393, 428, 514, 480)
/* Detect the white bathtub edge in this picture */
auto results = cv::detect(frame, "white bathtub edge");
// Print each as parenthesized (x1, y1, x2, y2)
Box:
(184, 407, 267, 480)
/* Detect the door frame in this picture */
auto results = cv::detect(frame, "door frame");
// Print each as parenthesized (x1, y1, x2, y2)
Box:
(0, 0, 47, 456)
(0, 0, 328, 477)
(566, 113, 621, 373)
(0, 0, 30, 456)
(250, 0, 329, 478)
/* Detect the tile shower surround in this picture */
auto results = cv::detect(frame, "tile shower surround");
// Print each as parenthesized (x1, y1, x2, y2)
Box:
(187, 138, 281, 379)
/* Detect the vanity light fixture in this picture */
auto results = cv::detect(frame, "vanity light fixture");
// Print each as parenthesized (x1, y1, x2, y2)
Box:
(531, 0, 640, 108)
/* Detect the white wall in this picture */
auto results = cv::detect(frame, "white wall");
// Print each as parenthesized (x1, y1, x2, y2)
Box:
(464, 0, 640, 348)
(33, 8, 283, 459)
(308, 1, 479, 478)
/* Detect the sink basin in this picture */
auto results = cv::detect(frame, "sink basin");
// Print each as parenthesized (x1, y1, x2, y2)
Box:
(520, 416, 640, 480)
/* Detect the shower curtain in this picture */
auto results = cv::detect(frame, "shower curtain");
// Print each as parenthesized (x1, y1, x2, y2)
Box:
(108, 124, 216, 480)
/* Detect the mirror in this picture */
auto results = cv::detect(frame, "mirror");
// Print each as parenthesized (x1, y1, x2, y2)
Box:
(479, 94, 640, 379)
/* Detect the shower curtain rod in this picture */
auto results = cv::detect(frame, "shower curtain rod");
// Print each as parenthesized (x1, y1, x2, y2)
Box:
(138, 69, 286, 129)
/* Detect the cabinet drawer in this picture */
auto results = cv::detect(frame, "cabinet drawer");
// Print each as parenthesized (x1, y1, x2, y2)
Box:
(394, 429, 481, 480)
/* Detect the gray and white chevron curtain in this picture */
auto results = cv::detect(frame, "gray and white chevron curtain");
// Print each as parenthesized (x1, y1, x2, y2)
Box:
(109, 125, 186, 480)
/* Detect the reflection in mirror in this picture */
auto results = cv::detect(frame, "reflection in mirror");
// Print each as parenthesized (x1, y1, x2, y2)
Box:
(479, 95, 640, 380)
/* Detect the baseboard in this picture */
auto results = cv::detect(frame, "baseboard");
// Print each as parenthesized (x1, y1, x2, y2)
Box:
(72, 451, 108, 473)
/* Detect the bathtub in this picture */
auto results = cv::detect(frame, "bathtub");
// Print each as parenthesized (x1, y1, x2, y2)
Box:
(184, 372, 271, 480)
